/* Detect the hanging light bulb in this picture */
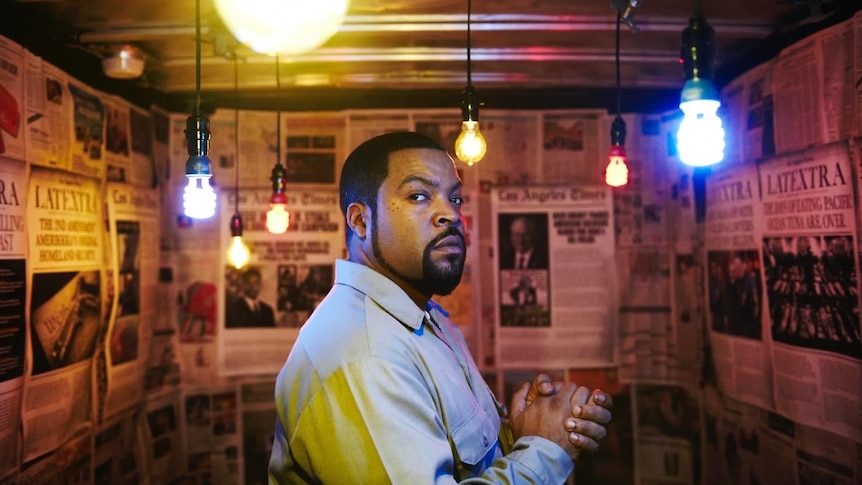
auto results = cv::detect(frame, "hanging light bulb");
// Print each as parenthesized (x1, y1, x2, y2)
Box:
(183, 0, 217, 219)
(455, 87, 487, 166)
(605, 8, 629, 188)
(226, 58, 250, 270)
(227, 213, 251, 269)
(266, 56, 290, 234)
(676, 15, 725, 167)
(605, 117, 629, 188)
(266, 162, 290, 234)
(213, 0, 349, 57)
(454, 0, 486, 166)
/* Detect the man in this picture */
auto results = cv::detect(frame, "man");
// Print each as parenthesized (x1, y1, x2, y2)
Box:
(270, 132, 612, 483)
(509, 275, 538, 307)
(500, 215, 548, 269)
(226, 267, 275, 328)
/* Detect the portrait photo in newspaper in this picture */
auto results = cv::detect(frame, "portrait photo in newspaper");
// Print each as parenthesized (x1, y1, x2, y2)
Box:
(224, 265, 276, 329)
(275, 263, 333, 328)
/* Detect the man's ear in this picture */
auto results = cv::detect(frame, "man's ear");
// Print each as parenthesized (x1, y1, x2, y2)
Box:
(346, 202, 370, 240)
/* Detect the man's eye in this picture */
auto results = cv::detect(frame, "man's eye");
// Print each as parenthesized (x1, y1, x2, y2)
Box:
(451, 197, 464, 206)
(409, 193, 429, 201)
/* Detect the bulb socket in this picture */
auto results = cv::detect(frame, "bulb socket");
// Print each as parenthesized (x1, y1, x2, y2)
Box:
(680, 16, 716, 82)
(610, 115, 627, 147)
(460, 85, 480, 122)
(230, 213, 244, 237)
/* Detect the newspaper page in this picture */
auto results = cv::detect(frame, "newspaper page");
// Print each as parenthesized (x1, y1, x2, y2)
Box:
(103, 96, 132, 183)
(617, 247, 673, 383)
(616, 113, 673, 248)
(23, 166, 103, 461)
(704, 163, 774, 410)
(0, 157, 25, 480)
(183, 385, 242, 484)
(219, 187, 344, 376)
(283, 113, 347, 188)
(721, 60, 776, 164)
(632, 383, 700, 485)
(472, 111, 541, 187)
(492, 186, 616, 368)
(24, 55, 72, 170)
(103, 184, 160, 418)
(93, 407, 145, 484)
(703, 387, 860, 485)
(139, 390, 184, 484)
(702, 388, 773, 485)
(0, 36, 25, 162)
(67, 80, 104, 179)
(759, 142, 861, 443)
(541, 111, 601, 185)
(239, 378, 277, 485)
(128, 105, 154, 187)
(816, 19, 855, 143)
(856, 11, 862, 136)
(345, 110, 410, 152)
(565, 369, 634, 485)
(772, 37, 825, 154)
(13, 428, 91, 484)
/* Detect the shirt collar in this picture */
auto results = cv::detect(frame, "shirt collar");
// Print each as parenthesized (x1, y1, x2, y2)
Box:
(334, 259, 429, 332)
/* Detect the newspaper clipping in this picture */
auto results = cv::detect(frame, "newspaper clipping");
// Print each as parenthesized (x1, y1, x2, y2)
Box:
(492, 185, 616, 368)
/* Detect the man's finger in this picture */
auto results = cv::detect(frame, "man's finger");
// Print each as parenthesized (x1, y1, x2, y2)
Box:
(565, 417, 608, 442)
(510, 382, 531, 417)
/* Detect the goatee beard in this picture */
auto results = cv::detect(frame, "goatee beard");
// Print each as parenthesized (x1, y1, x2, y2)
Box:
(372, 223, 465, 297)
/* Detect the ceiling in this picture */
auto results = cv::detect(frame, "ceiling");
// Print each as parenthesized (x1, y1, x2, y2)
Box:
(2, 0, 858, 113)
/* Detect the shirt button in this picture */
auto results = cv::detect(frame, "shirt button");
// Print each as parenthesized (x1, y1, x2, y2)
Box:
(483, 436, 488, 446)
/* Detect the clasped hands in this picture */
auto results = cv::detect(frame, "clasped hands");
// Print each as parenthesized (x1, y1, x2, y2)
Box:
(508, 373, 613, 461)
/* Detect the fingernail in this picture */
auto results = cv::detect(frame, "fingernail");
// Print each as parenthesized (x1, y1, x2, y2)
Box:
(595, 393, 606, 404)
(540, 382, 553, 393)
(570, 432, 581, 443)
(573, 405, 582, 416)
(566, 418, 576, 430)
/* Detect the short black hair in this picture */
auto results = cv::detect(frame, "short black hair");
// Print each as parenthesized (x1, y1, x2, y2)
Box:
(339, 131, 446, 241)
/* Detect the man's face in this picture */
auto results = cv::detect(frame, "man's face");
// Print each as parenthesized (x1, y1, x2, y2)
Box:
(510, 218, 533, 253)
(369, 148, 466, 297)
(243, 273, 262, 299)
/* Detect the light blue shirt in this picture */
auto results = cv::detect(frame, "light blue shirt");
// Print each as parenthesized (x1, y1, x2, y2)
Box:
(269, 259, 573, 484)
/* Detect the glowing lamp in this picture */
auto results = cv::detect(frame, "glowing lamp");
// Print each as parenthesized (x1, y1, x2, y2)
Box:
(226, 214, 250, 269)
(266, 162, 289, 234)
(183, 116, 217, 219)
(455, 120, 487, 166)
(213, 0, 349, 56)
(605, 145, 629, 187)
(676, 16, 724, 167)
(455, 86, 486, 166)
(678, 80, 725, 167)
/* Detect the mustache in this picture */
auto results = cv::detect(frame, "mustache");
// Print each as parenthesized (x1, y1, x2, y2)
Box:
(429, 227, 466, 248)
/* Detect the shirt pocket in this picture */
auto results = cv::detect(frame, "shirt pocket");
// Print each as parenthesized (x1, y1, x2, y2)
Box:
(450, 405, 498, 466)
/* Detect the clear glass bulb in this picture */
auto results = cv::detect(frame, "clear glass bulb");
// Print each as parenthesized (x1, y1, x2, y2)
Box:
(226, 236, 251, 269)
(183, 176, 217, 219)
(455, 120, 487, 166)
(677, 99, 726, 167)
(266, 203, 290, 234)
(213, 0, 348, 56)
(605, 145, 629, 187)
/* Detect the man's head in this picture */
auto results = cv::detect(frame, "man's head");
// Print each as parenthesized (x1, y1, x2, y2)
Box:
(509, 216, 536, 254)
(339, 132, 466, 302)
(242, 267, 262, 299)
